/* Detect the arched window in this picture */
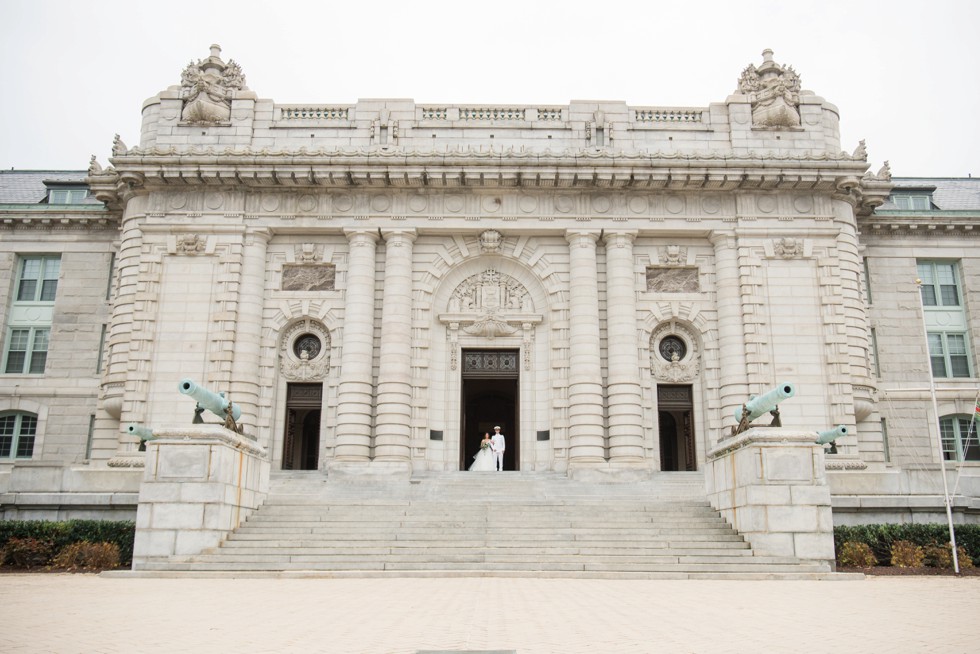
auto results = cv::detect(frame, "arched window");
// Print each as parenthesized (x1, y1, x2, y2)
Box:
(939, 414, 980, 462)
(0, 412, 37, 458)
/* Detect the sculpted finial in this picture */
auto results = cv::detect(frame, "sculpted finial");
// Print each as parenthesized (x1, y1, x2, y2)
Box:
(736, 49, 803, 128)
(111, 134, 127, 156)
(876, 161, 892, 181)
(852, 140, 867, 160)
(88, 155, 102, 175)
(179, 45, 247, 125)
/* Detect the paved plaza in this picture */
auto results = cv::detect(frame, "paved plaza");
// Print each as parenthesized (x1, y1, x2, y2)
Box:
(2, 574, 978, 653)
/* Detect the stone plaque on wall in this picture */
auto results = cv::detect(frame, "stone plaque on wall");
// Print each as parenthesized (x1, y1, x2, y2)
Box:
(646, 267, 699, 292)
(281, 264, 336, 291)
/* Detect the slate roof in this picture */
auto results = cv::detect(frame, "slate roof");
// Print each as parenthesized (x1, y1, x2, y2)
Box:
(0, 170, 100, 204)
(880, 177, 980, 211)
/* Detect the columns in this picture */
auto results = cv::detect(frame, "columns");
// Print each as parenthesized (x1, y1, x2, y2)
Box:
(374, 229, 417, 462)
(709, 231, 749, 431)
(603, 231, 645, 461)
(333, 230, 379, 460)
(230, 228, 272, 433)
(565, 230, 606, 463)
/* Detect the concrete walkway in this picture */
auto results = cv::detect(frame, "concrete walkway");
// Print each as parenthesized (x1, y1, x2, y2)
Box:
(1, 574, 978, 653)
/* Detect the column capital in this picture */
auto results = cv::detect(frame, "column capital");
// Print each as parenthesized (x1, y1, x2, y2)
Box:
(708, 230, 737, 247)
(345, 229, 380, 246)
(602, 230, 637, 247)
(244, 227, 273, 245)
(381, 228, 418, 245)
(565, 229, 601, 247)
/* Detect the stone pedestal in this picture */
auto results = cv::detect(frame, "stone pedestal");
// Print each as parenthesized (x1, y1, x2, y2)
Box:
(705, 428, 834, 565)
(132, 426, 269, 569)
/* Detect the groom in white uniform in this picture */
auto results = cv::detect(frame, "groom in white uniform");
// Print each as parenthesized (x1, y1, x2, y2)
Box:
(490, 426, 506, 471)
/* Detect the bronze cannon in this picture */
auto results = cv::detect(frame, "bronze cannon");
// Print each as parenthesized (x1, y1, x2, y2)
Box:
(732, 382, 796, 436)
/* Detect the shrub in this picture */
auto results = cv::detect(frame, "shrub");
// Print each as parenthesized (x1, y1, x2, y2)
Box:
(51, 541, 121, 572)
(890, 540, 925, 568)
(924, 543, 975, 569)
(2, 537, 55, 569)
(838, 541, 877, 568)
(0, 520, 135, 566)
(834, 524, 980, 566)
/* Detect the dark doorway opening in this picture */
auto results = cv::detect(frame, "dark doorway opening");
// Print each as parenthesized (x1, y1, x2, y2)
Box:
(282, 383, 322, 470)
(658, 384, 696, 471)
(460, 350, 519, 471)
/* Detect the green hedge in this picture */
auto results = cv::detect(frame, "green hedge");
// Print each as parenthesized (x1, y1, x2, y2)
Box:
(834, 524, 980, 565)
(0, 520, 135, 566)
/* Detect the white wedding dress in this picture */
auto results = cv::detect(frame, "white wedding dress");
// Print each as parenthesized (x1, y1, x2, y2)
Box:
(469, 446, 496, 471)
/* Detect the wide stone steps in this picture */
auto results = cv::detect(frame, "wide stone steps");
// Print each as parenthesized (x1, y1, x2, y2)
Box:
(136, 471, 839, 578)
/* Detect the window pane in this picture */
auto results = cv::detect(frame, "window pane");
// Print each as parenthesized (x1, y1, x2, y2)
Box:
(15, 415, 36, 458)
(5, 329, 29, 374)
(16, 279, 37, 302)
(39, 279, 58, 302)
(940, 285, 959, 306)
(920, 285, 937, 306)
(29, 329, 49, 374)
(950, 356, 971, 378)
(917, 262, 934, 284)
(43, 259, 60, 279)
(911, 196, 930, 210)
(21, 258, 41, 280)
(940, 418, 956, 460)
(947, 334, 967, 355)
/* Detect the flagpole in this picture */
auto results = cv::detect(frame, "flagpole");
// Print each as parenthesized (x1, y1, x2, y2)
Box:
(916, 278, 960, 574)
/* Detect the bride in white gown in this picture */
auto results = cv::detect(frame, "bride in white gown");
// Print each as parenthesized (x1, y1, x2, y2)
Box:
(469, 433, 496, 471)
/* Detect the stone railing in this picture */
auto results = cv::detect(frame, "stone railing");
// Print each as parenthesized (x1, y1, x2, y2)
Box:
(279, 105, 351, 120)
(459, 107, 526, 121)
(536, 108, 563, 121)
(421, 107, 448, 120)
(634, 108, 704, 123)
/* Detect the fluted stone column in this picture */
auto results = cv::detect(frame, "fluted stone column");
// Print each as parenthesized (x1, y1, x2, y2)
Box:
(565, 230, 606, 464)
(230, 228, 272, 435)
(333, 230, 379, 461)
(603, 231, 645, 462)
(374, 229, 417, 464)
(709, 231, 749, 433)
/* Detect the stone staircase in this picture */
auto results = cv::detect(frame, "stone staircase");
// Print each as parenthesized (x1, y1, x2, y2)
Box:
(141, 471, 838, 579)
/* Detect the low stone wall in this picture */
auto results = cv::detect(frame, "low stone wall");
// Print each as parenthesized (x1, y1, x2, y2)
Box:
(132, 426, 269, 569)
(705, 427, 834, 565)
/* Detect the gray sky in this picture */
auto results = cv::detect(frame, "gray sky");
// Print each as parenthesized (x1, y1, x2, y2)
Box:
(1, 0, 977, 177)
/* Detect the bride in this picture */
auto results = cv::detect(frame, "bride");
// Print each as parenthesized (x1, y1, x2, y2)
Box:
(469, 433, 496, 471)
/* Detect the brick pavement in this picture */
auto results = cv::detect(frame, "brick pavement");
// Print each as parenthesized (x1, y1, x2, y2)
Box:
(1, 574, 978, 653)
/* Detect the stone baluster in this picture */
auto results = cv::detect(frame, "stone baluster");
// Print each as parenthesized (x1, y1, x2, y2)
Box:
(373, 229, 417, 466)
(603, 231, 645, 462)
(565, 230, 606, 465)
(333, 230, 379, 461)
(229, 228, 272, 437)
(709, 231, 749, 433)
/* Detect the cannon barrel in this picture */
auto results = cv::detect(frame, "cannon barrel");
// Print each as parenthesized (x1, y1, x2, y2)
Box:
(177, 378, 242, 421)
(127, 424, 155, 441)
(735, 382, 796, 423)
(816, 425, 848, 445)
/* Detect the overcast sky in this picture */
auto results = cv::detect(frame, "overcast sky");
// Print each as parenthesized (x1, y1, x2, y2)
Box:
(1, 0, 977, 177)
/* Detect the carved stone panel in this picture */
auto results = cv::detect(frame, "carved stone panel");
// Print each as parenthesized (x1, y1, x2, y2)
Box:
(651, 322, 701, 383)
(646, 267, 700, 293)
(281, 264, 336, 291)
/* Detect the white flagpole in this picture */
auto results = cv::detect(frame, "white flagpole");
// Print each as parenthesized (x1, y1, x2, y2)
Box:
(916, 278, 960, 574)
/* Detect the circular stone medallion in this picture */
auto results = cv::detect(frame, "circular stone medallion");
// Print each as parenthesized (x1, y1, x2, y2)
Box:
(554, 195, 574, 214)
(445, 194, 464, 213)
(591, 195, 611, 214)
(519, 195, 538, 213)
(409, 195, 427, 212)
(261, 194, 280, 212)
(702, 197, 721, 214)
(205, 192, 224, 210)
(482, 196, 501, 213)
(370, 194, 391, 212)
(628, 196, 648, 214)
(333, 193, 354, 212)
(665, 196, 685, 214)
(170, 192, 187, 210)
(793, 196, 813, 213)
(757, 196, 777, 214)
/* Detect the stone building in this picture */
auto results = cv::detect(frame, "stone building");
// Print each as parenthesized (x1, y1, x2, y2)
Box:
(1, 46, 977, 532)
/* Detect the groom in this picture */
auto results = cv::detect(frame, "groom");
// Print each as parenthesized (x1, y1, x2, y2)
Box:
(490, 426, 506, 471)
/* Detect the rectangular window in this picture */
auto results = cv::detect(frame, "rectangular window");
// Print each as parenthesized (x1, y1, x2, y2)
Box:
(870, 328, 880, 378)
(0, 413, 36, 459)
(862, 257, 872, 305)
(4, 327, 49, 374)
(106, 252, 115, 300)
(881, 418, 890, 462)
(917, 261, 960, 307)
(891, 193, 932, 210)
(96, 324, 107, 374)
(928, 332, 972, 379)
(940, 416, 980, 462)
(48, 188, 89, 204)
(16, 256, 60, 303)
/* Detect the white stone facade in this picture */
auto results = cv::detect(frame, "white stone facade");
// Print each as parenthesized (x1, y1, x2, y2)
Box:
(1, 46, 978, 526)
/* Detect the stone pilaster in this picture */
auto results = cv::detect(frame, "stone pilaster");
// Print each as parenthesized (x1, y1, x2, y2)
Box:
(373, 229, 417, 465)
(709, 231, 749, 435)
(229, 228, 272, 435)
(565, 230, 605, 464)
(333, 230, 379, 461)
(603, 231, 645, 462)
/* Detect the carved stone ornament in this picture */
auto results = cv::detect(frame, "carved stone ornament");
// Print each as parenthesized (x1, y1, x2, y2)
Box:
(773, 237, 803, 259)
(176, 233, 206, 254)
(660, 245, 688, 266)
(440, 269, 543, 369)
(651, 322, 701, 382)
(479, 229, 503, 254)
(297, 242, 322, 263)
(180, 44, 246, 125)
(280, 319, 330, 382)
(736, 49, 802, 128)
